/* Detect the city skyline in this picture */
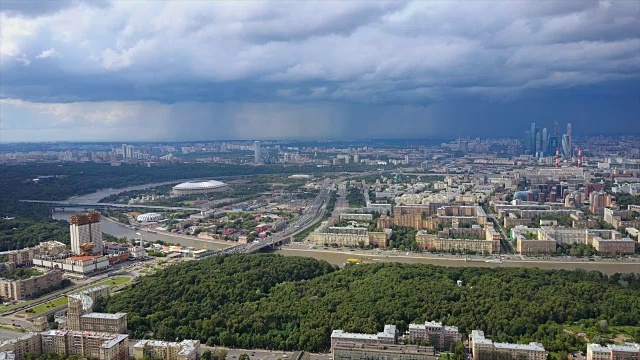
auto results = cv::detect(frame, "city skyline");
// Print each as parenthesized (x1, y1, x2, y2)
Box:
(1, 0, 639, 142)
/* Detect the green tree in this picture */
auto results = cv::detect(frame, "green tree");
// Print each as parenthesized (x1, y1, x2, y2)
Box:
(597, 320, 609, 334)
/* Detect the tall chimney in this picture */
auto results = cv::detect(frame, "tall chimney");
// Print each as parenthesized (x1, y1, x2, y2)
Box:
(577, 147, 582, 168)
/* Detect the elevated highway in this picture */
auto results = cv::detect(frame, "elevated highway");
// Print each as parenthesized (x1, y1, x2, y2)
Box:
(19, 199, 202, 212)
(219, 179, 334, 255)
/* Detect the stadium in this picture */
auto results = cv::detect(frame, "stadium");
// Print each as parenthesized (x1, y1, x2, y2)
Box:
(136, 213, 164, 223)
(171, 180, 227, 195)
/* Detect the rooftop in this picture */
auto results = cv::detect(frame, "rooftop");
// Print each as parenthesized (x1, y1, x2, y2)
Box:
(331, 330, 377, 341)
(82, 312, 127, 320)
(494, 342, 545, 351)
(608, 344, 640, 352)
(67, 255, 101, 262)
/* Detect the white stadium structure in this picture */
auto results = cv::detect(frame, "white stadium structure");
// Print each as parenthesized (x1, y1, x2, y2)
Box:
(136, 213, 164, 222)
(172, 180, 227, 195)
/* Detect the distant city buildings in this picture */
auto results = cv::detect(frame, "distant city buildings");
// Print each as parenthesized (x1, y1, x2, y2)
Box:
(254, 141, 262, 164)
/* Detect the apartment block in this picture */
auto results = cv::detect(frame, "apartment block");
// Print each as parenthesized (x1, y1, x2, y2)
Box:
(586, 230, 637, 255)
(132, 339, 200, 360)
(331, 325, 397, 350)
(587, 343, 640, 360)
(408, 321, 461, 351)
(469, 330, 546, 360)
(41, 330, 129, 360)
(416, 226, 500, 254)
(510, 227, 556, 255)
(0, 269, 63, 301)
(67, 285, 127, 333)
(0, 333, 41, 360)
(309, 222, 391, 248)
(333, 342, 436, 360)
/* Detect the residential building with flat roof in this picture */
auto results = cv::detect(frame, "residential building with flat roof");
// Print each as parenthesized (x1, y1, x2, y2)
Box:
(67, 285, 127, 333)
(331, 325, 397, 350)
(0, 333, 41, 360)
(333, 342, 436, 360)
(132, 339, 200, 360)
(469, 330, 546, 360)
(0, 269, 63, 300)
(510, 227, 556, 255)
(41, 330, 128, 360)
(587, 343, 640, 360)
(408, 321, 461, 351)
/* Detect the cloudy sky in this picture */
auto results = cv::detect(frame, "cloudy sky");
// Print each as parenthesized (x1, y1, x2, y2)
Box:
(1, 0, 638, 142)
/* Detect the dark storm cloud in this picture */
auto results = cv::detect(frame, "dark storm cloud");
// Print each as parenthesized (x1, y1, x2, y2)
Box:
(0, 0, 639, 141)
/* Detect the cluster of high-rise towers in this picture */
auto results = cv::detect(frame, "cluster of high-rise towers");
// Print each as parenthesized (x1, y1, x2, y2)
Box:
(524, 121, 573, 159)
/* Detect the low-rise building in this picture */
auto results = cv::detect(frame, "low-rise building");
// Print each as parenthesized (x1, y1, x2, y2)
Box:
(33, 254, 110, 275)
(587, 343, 640, 360)
(41, 330, 129, 360)
(408, 321, 461, 351)
(333, 342, 436, 360)
(132, 339, 200, 360)
(0, 269, 63, 300)
(469, 330, 546, 360)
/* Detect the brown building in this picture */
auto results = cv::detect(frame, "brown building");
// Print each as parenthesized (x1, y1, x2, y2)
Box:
(0, 269, 63, 301)
(586, 230, 637, 255)
(0, 333, 41, 360)
(416, 226, 500, 254)
(510, 227, 557, 255)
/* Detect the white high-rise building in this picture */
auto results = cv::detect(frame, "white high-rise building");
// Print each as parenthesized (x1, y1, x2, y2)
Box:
(69, 212, 104, 255)
(254, 141, 262, 164)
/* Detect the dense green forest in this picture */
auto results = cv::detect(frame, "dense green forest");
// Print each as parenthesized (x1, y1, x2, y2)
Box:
(105, 254, 640, 353)
(0, 218, 70, 251)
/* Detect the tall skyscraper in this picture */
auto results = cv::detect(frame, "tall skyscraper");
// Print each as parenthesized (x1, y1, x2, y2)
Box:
(69, 212, 103, 255)
(530, 123, 537, 155)
(567, 123, 572, 157)
(254, 141, 262, 164)
(535, 131, 542, 157)
(542, 127, 548, 155)
(562, 134, 571, 158)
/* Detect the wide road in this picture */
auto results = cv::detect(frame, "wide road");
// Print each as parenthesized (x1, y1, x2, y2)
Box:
(274, 246, 640, 275)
